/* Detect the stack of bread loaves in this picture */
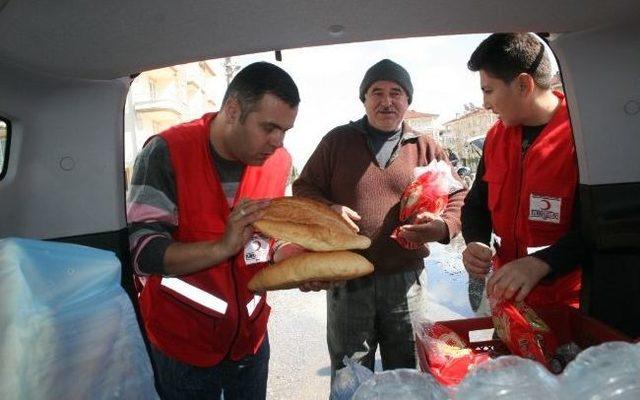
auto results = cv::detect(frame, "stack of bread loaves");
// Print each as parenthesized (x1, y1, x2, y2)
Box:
(248, 197, 374, 291)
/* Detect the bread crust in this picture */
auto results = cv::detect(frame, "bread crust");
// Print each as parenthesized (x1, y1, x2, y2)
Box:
(247, 251, 374, 291)
(253, 197, 371, 251)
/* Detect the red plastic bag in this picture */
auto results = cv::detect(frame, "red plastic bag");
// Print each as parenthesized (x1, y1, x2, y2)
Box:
(392, 160, 463, 249)
(491, 299, 559, 369)
(423, 323, 490, 386)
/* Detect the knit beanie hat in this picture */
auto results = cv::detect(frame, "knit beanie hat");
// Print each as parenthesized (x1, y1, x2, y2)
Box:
(359, 59, 413, 104)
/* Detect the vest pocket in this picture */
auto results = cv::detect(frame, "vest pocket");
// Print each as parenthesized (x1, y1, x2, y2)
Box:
(484, 168, 506, 212)
(146, 280, 225, 351)
(159, 277, 228, 318)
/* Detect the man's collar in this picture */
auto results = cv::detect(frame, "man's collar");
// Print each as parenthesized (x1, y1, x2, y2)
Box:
(349, 115, 428, 142)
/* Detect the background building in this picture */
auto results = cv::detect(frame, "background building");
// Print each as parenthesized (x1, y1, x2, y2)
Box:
(437, 127, 458, 159)
(442, 104, 497, 170)
(124, 60, 227, 182)
(403, 110, 439, 140)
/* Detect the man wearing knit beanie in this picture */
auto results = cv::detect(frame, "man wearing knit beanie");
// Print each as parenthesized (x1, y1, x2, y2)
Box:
(356, 59, 414, 134)
(359, 58, 414, 104)
(293, 59, 466, 384)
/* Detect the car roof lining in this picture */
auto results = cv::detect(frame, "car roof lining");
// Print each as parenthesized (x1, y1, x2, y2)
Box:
(0, 0, 639, 80)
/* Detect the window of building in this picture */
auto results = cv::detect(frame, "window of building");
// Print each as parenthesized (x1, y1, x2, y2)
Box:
(148, 77, 157, 99)
(0, 118, 9, 180)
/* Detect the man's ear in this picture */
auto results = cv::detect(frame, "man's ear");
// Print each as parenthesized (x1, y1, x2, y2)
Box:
(516, 73, 535, 96)
(224, 96, 241, 123)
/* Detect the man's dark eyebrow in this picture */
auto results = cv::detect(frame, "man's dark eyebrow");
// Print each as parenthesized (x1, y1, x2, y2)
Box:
(261, 121, 280, 129)
(261, 121, 288, 131)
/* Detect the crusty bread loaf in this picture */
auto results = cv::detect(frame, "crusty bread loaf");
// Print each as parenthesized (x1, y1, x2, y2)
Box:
(247, 251, 374, 291)
(253, 196, 371, 251)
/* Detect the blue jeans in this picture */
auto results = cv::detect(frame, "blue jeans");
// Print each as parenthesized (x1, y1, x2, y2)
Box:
(150, 335, 270, 400)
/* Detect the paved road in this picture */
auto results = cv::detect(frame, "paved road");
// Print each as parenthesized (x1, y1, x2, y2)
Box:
(266, 239, 478, 399)
(267, 288, 330, 399)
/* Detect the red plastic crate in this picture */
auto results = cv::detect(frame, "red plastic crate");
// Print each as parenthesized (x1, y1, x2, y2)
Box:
(416, 306, 630, 378)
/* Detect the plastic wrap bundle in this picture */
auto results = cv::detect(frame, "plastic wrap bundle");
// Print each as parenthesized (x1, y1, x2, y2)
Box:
(392, 160, 463, 249)
(351, 368, 449, 400)
(330, 356, 374, 400)
(490, 299, 558, 369)
(561, 341, 640, 399)
(455, 355, 561, 400)
(420, 322, 489, 386)
(0, 238, 158, 400)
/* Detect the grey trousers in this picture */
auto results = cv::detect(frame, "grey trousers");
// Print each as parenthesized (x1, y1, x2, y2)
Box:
(326, 268, 428, 381)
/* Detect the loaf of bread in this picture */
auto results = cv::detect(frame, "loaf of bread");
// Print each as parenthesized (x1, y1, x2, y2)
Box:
(248, 251, 374, 291)
(253, 196, 371, 251)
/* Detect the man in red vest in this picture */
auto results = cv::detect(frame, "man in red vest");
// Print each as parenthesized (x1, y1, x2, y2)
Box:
(127, 62, 299, 399)
(461, 33, 583, 308)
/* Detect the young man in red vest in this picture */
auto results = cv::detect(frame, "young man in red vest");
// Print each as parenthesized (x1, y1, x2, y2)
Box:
(461, 33, 582, 308)
(127, 62, 299, 399)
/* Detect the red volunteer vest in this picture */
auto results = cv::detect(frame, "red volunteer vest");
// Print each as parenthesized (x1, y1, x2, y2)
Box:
(137, 113, 291, 367)
(483, 93, 581, 307)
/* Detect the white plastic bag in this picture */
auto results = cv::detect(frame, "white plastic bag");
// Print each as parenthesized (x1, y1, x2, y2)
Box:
(330, 356, 374, 400)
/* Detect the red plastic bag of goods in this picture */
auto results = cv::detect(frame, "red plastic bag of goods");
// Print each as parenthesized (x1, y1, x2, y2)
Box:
(392, 160, 463, 249)
(423, 323, 490, 386)
(491, 299, 559, 369)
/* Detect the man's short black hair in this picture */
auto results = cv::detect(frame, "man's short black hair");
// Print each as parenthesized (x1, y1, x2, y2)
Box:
(468, 33, 552, 89)
(221, 61, 300, 121)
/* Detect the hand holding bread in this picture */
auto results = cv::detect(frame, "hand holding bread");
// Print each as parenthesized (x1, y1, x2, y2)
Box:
(329, 204, 362, 233)
(253, 197, 371, 252)
(221, 198, 271, 257)
(249, 197, 374, 291)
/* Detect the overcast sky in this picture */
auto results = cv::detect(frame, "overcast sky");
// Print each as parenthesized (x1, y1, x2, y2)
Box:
(211, 33, 557, 170)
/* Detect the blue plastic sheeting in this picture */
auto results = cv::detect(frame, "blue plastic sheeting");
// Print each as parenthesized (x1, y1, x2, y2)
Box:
(0, 238, 158, 399)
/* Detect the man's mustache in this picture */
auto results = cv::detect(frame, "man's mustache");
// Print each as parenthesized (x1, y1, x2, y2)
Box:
(376, 106, 397, 113)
